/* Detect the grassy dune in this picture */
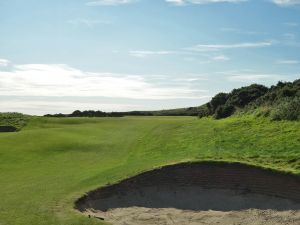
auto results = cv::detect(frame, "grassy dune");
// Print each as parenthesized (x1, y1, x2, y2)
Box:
(0, 116, 299, 225)
(0, 113, 28, 130)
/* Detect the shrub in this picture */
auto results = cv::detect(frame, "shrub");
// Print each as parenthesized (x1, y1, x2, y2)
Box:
(254, 106, 272, 118)
(0, 113, 28, 130)
(228, 84, 268, 107)
(198, 105, 210, 118)
(214, 104, 235, 119)
(210, 93, 228, 112)
(270, 97, 300, 121)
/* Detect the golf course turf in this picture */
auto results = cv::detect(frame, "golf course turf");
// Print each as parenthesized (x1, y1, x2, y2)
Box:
(0, 116, 300, 225)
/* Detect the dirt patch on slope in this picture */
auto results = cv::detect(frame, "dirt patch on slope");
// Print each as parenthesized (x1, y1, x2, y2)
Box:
(76, 162, 300, 225)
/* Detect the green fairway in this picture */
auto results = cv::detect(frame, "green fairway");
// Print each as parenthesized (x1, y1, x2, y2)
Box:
(0, 116, 300, 225)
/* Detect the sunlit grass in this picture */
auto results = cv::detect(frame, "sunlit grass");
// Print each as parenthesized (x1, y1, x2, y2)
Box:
(0, 116, 299, 225)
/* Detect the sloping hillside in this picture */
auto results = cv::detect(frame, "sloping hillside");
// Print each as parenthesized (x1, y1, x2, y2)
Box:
(199, 79, 300, 120)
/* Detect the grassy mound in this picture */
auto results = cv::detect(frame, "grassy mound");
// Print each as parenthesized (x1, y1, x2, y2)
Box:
(198, 79, 300, 120)
(0, 116, 299, 225)
(0, 113, 28, 131)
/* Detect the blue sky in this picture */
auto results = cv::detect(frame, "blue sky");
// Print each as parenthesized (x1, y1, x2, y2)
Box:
(0, 0, 300, 115)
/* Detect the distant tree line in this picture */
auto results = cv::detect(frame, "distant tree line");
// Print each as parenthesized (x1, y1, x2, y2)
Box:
(44, 78, 300, 121)
(44, 110, 158, 117)
(44, 109, 199, 118)
(44, 110, 125, 118)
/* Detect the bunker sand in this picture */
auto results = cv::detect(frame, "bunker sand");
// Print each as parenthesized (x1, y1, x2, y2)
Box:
(87, 207, 300, 225)
(76, 162, 300, 225)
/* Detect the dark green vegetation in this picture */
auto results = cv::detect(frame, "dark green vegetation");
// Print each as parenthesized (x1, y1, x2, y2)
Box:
(198, 79, 300, 120)
(44, 108, 194, 117)
(44, 110, 125, 118)
(0, 116, 299, 225)
(138, 79, 300, 119)
(0, 113, 28, 131)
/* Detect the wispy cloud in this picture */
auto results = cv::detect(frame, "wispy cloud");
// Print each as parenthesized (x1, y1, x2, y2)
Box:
(67, 18, 111, 27)
(211, 55, 230, 61)
(227, 74, 284, 82)
(0, 99, 143, 116)
(281, 33, 300, 47)
(86, 0, 300, 7)
(218, 70, 288, 83)
(276, 59, 300, 64)
(283, 33, 296, 40)
(129, 49, 231, 63)
(272, 0, 300, 6)
(0, 63, 208, 100)
(129, 50, 176, 58)
(0, 59, 10, 67)
(220, 27, 267, 35)
(283, 22, 299, 27)
(86, 0, 137, 6)
(165, 0, 247, 5)
(186, 41, 273, 52)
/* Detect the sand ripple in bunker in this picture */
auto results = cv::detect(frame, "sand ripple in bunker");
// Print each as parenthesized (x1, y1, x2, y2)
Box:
(76, 162, 300, 225)
(87, 208, 300, 225)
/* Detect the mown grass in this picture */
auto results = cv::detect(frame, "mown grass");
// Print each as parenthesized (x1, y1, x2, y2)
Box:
(0, 116, 299, 225)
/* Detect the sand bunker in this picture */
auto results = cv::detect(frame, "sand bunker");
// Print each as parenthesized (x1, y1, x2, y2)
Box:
(76, 162, 300, 225)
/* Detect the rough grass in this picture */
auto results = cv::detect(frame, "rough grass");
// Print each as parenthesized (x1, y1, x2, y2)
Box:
(0, 113, 28, 130)
(0, 116, 299, 225)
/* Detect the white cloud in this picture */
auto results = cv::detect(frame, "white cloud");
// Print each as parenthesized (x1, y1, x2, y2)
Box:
(67, 18, 111, 27)
(187, 41, 273, 52)
(166, 0, 185, 5)
(166, 0, 246, 5)
(0, 63, 208, 100)
(212, 55, 230, 61)
(129, 50, 176, 58)
(87, 0, 246, 6)
(272, 0, 300, 6)
(86, 0, 137, 6)
(0, 59, 10, 67)
(276, 59, 300, 64)
(0, 99, 143, 116)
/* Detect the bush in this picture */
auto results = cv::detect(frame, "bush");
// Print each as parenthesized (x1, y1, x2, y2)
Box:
(198, 105, 210, 118)
(270, 97, 300, 121)
(0, 113, 28, 130)
(228, 84, 268, 107)
(214, 104, 235, 119)
(210, 93, 228, 112)
(253, 106, 272, 118)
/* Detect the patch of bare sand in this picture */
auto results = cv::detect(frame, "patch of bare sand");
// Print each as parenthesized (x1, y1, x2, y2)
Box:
(83, 187, 300, 225)
(87, 207, 300, 225)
